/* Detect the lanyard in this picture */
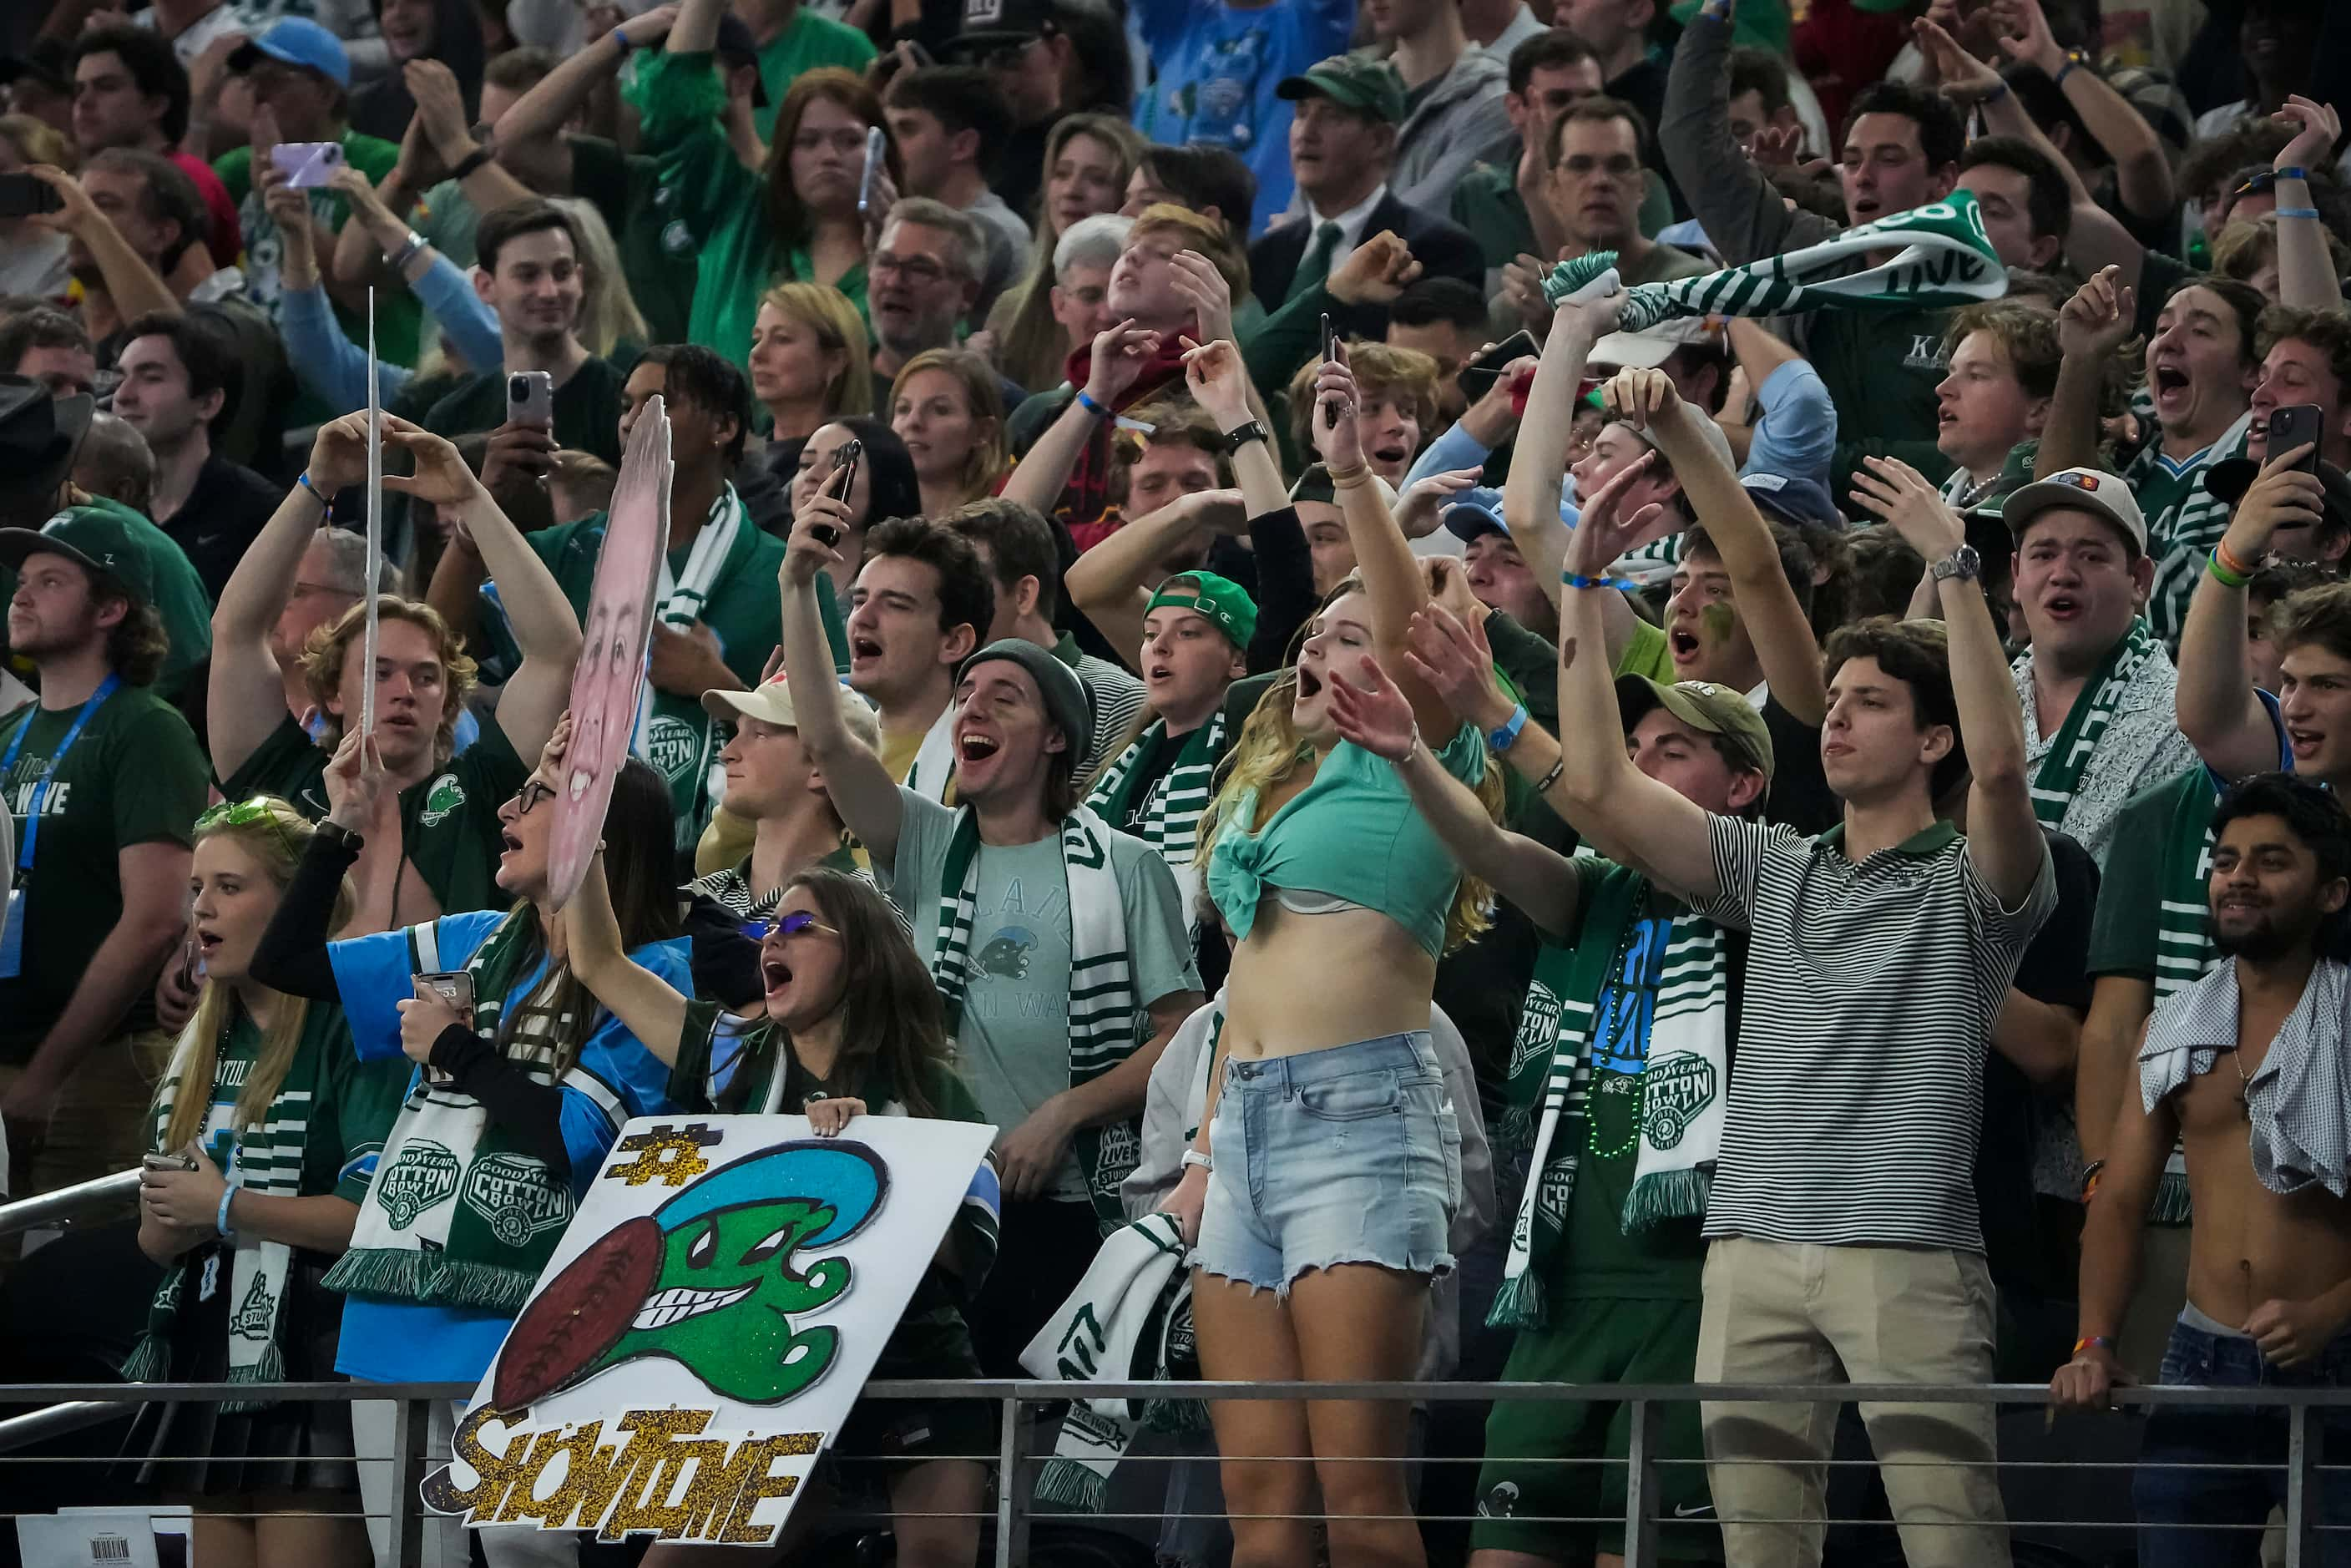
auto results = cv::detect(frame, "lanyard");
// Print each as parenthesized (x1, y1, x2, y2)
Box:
(2, 674, 120, 885)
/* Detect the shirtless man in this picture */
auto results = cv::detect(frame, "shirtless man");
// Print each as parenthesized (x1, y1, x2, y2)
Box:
(2055, 772, 2351, 1564)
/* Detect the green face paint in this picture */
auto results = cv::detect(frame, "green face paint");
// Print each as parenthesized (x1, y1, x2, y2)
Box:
(1701, 602, 1737, 642)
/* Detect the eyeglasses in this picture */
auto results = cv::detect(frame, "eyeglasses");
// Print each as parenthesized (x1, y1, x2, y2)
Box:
(194, 796, 302, 857)
(742, 910, 843, 942)
(871, 254, 951, 285)
(513, 779, 557, 817)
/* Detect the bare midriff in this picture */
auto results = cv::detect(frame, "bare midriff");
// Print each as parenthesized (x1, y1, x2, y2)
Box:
(1218, 896, 1437, 1061)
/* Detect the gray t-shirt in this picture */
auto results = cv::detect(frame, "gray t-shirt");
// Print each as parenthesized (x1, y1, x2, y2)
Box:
(883, 787, 1201, 1201)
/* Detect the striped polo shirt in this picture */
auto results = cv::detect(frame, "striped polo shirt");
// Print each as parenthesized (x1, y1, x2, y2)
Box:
(1693, 817, 2056, 1253)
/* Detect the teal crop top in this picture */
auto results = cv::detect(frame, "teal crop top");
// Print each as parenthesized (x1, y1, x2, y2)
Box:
(1206, 722, 1486, 959)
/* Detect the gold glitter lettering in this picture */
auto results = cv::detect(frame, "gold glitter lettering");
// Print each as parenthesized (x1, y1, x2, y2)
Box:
(720, 1437, 816, 1542)
(422, 1404, 533, 1521)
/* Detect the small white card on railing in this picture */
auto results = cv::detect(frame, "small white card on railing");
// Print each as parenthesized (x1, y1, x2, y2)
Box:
(426, 1115, 996, 1546)
(17, 1504, 190, 1567)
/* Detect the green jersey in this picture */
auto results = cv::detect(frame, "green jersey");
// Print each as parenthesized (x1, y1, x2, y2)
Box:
(2086, 764, 2220, 990)
(163, 1002, 411, 1207)
(218, 715, 530, 919)
(0, 684, 209, 1059)
(748, 10, 876, 140)
(571, 134, 699, 349)
(2121, 410, 2254, 649)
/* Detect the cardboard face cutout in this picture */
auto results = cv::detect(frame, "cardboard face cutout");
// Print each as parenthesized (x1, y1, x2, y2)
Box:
(548, 397, 670, 909)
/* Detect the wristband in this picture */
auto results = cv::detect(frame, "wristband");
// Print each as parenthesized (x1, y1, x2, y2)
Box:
(1981, 78, 2011, 104)
(2207, 548, 2251, 589)
(2078, 1157, 2106, 1201)
(611, 24, 632, 53)
(2277, 165, 2308, 182)
(1487, 702, 1529, 755)
(448, 145, 493, 182)
(2052, 53, 2083, 89)
(296, 471, 333, 519)
(2072, 1335, 2115, 1358)
(1181, 1148, 1212, 1173)
(2216, 538, 2255, 583)
(1326, 459, 1373, 489)
(216, 1184, 236, 1238)
(1563, 572, 1638, 592)
(1533, 756, 1566, 795)
(1221, 418, 1268, 456)
(1075, 389, 1115, 421)
(387, 230, 427, 272)
(2277, 207, 2324, 221)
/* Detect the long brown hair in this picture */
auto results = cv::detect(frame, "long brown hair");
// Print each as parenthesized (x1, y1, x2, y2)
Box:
(157, 799, 356, 1155)
(724, 867, 954, 1117)
(990, 115, 1145, 391)
(765, 69, 900, 256)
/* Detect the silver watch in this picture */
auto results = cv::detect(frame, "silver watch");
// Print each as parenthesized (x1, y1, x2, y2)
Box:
(1930, 544, 1983, 583)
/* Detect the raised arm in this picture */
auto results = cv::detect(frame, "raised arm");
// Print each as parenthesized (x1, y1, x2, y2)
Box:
(1327, 649, 1583, 935)
(497, 8, 680, 187)
(667, 0, 726, 53)
(2052, 1017, 2172, 1409)
(407, 59, 535, 218)
(382, 417, 582, 762)
(28, 166, 179, 324)
(1661, 0, 1834, 265)
(2037, 266, 2135, 478)
(1064, 489, 1245, 667)
(1606, 367, 1828, 726)
(1849, 456, 2044, 904)
(2271, 98, 2347, 311)
(781, 483, 905, 865)
(2177, 446, 2324, 780)
(1990, 0, 2174, 222)
(210, 416, 373, 779)
(1003, 320, 1167, 518)
(561, 849, 690, 1064)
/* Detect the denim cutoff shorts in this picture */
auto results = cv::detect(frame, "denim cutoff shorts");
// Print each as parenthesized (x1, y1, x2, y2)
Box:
(1194, 1030, 1461, 1296)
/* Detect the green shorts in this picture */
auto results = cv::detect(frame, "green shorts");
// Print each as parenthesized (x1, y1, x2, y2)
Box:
(1470, 1295, 1720, 1563)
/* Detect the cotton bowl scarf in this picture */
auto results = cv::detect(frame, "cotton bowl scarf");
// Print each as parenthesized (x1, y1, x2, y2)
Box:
(1543, 190, 2008, 326)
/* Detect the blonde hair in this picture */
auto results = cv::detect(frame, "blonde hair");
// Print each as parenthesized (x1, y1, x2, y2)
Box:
(0, 114, 74, 175)
(156, 800, 356, 1156)
(551, 197, 649, 358)
(890, 347, 1008, 505)
(301, 595, 481, 764)
(1194, 576, 1506, 954)
(1130, 201, 1250, 304)
(1283, 341, 1440, 459)
(760, 281, 873, 419)
(988, 116, 1146, 391)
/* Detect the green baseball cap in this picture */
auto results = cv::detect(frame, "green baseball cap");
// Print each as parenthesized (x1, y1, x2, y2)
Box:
(1146, 570, 1258, 653)
(1668, 0, 1790, 53)
(0, 504, 154, 608)
(1277, 53, 1407, 126)
(1614, 674, 1775, 785)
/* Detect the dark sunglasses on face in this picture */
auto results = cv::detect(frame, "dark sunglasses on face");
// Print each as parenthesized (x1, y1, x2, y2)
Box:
(742, 910, 843, 942)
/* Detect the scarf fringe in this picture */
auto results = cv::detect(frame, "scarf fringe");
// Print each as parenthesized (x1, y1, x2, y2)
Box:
(1485, 1268, 1545, 1331)
(1621, 1167, 1711, 1233)
(1034, 1458, 1109, 1512)
(1143, 1392, 1209, 1436)
(323, 1247, 538, 1311)
(2151, 1169, 2194, 1225)
(119, 1333, 169, 1384)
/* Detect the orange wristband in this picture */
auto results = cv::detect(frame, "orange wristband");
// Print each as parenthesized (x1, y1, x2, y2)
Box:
(2215, 539, 2255, 582)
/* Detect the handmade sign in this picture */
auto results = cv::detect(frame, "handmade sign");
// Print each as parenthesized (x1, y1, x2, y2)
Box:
(423, 1115, 995, 1545)
(360, 289, 382, 741)
(1543, 190, 2007, 326)
(548, 397, 670, 910)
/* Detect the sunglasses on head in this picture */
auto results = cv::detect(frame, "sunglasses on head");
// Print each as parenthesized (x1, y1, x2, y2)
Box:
(741, 910, 842, 942)
(193, 796, 302, 857)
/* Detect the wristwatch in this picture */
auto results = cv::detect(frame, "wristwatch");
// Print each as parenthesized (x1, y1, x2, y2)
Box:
(1487, 702, 1529, 755)
(315, 819, 366, 855)
(1221, 419, 1268, 456)
(1930, 544, 1982, 584)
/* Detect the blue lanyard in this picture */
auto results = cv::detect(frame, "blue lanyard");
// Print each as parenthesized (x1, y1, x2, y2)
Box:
(2, 674, 121, 884)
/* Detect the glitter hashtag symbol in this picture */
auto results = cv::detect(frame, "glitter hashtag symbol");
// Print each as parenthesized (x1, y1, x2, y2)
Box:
(607, 1122, 725, 1186)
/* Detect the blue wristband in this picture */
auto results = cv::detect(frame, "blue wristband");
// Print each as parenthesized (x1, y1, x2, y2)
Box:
(1487, 702, 1529, 755)
(1563, 571, 1639, 592)
(2278, 207, 2324, 221)
(296, 471, 332, 520)
(2278, 165, 2308, 182)
(612, 25, 632, 53)
(1075, 389, 1114, 421)
(215, 1184, 235, 1238)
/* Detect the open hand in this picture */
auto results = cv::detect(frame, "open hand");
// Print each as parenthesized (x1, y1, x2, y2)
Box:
(1083, 318, 1165, 407)
(1166, 250, 1234, 346)
(1397, 467, 1484, 540)
(1404, 602, 1514, 732)
(406, 58, 475, 163)
(1990, 0, 2065, 75)
(1327, 652, 1418, 761)
(1565, 448, 1676, 571)
(1915, 17, 2006, 104)
(1851, 455, 1967, 560)
(2273, 94, 2343, 180)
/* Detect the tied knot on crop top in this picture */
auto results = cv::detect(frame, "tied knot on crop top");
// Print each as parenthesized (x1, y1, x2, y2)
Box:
(1205, 722, 1487, 959)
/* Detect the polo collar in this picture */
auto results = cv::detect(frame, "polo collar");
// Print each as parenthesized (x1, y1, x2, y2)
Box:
(1813, 818, 1959, 860)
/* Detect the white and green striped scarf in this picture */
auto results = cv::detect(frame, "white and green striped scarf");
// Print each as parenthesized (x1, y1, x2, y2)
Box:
(124, 1009, 320, 1396)
(933, 805, 1140, 1231)
(1082, 709, 1226, 920)
(2030, 619, 2158, 827)
(1545, 190, 2006, 326)
(2151, 773, 2222, 1222)
(1491, 867, 1731, 1329)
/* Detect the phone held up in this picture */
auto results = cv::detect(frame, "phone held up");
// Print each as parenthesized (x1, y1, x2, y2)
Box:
(1458, 329, 1540, 402)
(814, 440, 862, 546)
(270, 140, 346, 189)
(858, 127, 887, 218)
(2270, 404, 2324, 476)
(507, 370, 555, 430)
(0, 173, 62, 220)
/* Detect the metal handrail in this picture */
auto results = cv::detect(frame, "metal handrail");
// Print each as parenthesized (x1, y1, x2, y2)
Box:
(0, 1168, 139, 1237)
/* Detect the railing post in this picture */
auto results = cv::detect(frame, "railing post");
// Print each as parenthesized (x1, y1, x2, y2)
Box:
(2285, 1397, 2320, 1567)
(388, 1394, 428, 1568)
(1622, 1394, 1659, 1568)
(993, 1393, 1035, 1568)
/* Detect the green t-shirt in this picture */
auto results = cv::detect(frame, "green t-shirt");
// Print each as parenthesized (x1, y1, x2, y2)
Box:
(751, 10, 877, 141)
(168, 1002, 412, 1210)
(881, 789, 1201, 1203)
(1614, 615, 1677, 686)
(1527, 863, 1712, 1302)
(218, 714, 531, 918)
(570, 134, 699, 349)
(215, 131, 423, 394)
(672, 999, 988, 1377)
(0, 496, 211, 702)
(1809, 303, 1956, 510)
(490, 504, 787, 846)
(2086, 763, 2217, 983)
(0, 684, 209, 1059)
(421, 357, 627, 466)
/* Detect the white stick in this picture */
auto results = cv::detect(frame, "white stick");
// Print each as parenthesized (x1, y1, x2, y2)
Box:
(361, 288, 382, 742)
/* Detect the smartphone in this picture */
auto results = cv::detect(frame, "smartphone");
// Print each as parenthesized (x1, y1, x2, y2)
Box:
(1459, 330, 1541, 402)
(414, 971, 477, 1014)
(0, 173, 61, 220)
(142, 1151, 198, 1173)
(814, 439, 862, 547)
(178, 931, 204, 990)
(857, 125, 887, 217)
(270, 140, 346, 189)
(1321, 312, 1337, 362)
(507, 370, 554, 430)
(2269, 403, 2323, 473)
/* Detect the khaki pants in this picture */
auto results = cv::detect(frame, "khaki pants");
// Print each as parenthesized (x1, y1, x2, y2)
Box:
(0, 1026, 174, 1196)
(1695, 1237, 2008, 1568)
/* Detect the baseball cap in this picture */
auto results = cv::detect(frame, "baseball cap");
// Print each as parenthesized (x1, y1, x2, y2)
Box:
(1277, 54, 1407, 126)
(1589, 315, 1725, 372)
(0, 374, 94, 513)
(0, 504, 154, 608)
(1441, 488, 1508, 543)
(1667, 0, 1790, 52)
(704, 675, 881, 753)
(2001, 466, 2148, 557)
(1614, 674, 1775, 784)
(947, 0, 1061, 53)
(0, 43, 71, 99)
(1740, 471, 1841, 527)
(1146, 570, 1257, 652)
(230, 18, 352, 90)
(957, 639, 1093, 765)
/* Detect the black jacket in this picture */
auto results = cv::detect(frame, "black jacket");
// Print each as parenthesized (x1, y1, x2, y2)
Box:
(1246, 190, 1486, 341)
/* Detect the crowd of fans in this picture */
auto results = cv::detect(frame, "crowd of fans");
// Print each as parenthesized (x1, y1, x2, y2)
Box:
(2, 0, 2351, 1562)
